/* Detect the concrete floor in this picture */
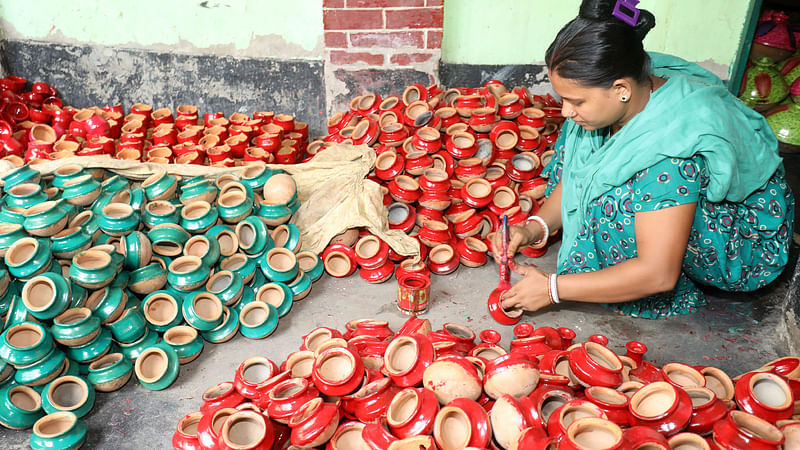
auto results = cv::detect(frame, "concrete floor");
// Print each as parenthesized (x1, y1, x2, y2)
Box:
(0, 239, 795, 449)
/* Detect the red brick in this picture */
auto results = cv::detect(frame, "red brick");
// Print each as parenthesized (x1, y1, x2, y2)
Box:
(324, 9, 384, 30)
(426, 30, 442, 49)
(426, 0, 443, 5)
(330, 50, 385, 65)
(347, 0, 423, 6)
(350, 31, 424, 48)
(385, 7, 443, 29)
(390, 52, 434, 65)
(325, 32, 348, 48)
(324, 0, 345, 7)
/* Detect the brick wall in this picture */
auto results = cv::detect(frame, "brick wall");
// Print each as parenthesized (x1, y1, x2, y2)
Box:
(322, 0, 443, 116)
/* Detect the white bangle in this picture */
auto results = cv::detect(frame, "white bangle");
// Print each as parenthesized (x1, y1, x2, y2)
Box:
(525, 215, 549, 246)
(549, 273, 560, 304)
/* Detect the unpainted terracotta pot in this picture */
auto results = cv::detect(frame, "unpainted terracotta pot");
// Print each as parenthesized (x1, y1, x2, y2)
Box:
(330, 229, 359, 247)
(262, 173, 296, 205)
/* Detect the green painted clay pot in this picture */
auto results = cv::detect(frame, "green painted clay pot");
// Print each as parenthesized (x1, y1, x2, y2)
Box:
(179, 179, 218, 205)
(217, 182, 254, 224)
(64, 328, 112, 365)
(41, 375, 95, 419)
(21, 272, 72, 320)
(218, 253, 257, 284)
(13, 347, 66, 387)
(766, 102, 800, 148)
(238, 302, 278, 340)
(128, 262, 168, 296)
(0, 384, 44, 429)
(0, 206, 27, 225)
(206, 270, 244, 307)
(255, 203, 292, 227)
(296, 251, 324, 282)
(141, 291, 183, 333)
(4, 294, 34, 329)
(5, 237, 52, 280)
(51, 165, 85, 189)
(287, 270, 312, 301)
(180, 201, 219, 234)
(68, 211, 101, 241)
(181, 291, 223, 331)
(271, 224, 302, 253)
(133, 342, 180, 391)
(236, 215, 272, 255)
(68, 250, 117, 290)
(260, 247, 299, 283)
(4, 183, 47, 210)
(200, 306, 239, 344)
(126, 187, 147, 212)
(168, 255, 210, 291)
(142, 200, 182, 229)
(86, 353, 133, 392)
(148, 223, 191, 257)
(84, 286, 127, 324)
(118, 327, 159, 361)
(142, 169, 179, 201)
(30, 411, 87, 450)
(0, 321, 54, 366)
(255, 282, 293, 318)
(163, 325, 204, 364)
(61, 175, 101, 207)
(183, 234, 220, 268)
(50, 227, 92, 260)
(23, 200, 70, 237)
(67, 280, 87, 309)
(100, 175, 129, 196)
(233, 286, 255, 316)
(739, 57, 790, 111)
(239, 163, 274, 191)
(2, 164, 41, 190)
(51, 308, 101, 347)
(206, 224, 238, 257)
(97, 203, 140, 237)
(121, 230, 153, 270)
(105, 305, 147, 344)
(0, 223, 26, 258)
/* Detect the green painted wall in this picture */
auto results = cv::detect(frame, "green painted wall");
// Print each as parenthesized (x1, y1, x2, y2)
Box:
(0, 0, 324, 58)
(442, 0, 753, 79)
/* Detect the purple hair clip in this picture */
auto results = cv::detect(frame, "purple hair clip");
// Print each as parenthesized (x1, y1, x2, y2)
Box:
(612, 0, 641, 27)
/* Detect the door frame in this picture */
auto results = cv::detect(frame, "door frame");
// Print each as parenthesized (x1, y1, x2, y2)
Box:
(728, 0, 764, 94)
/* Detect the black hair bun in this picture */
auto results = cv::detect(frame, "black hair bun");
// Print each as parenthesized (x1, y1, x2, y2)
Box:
(578, 0, 656, 40)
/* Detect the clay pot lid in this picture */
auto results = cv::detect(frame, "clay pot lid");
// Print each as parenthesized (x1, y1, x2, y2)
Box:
(144, 292, 178, 325)
(164, 326, 198, 346)
(47, 375, 89, 410)
(33, 411, 76, 438)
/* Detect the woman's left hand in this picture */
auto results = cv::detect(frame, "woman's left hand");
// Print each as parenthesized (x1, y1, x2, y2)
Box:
(500, 263, 552, 312)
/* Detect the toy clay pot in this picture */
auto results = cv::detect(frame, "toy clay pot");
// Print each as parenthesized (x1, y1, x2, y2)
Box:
(384, 334, 436, 388)
(234, 356, 278, 400)
(219, 409, 274, 450)
(734, 371, 794, 423)
(41, 375, 95, 419)
(712, 410, 784, 450)
(386, 387, 439, 439)
(559, 417, 624, 450)
(29, 411, 87, 450)
(288, 397, 340, 448)
(267, 377, 320, 424)
(629, 381, 693, 437)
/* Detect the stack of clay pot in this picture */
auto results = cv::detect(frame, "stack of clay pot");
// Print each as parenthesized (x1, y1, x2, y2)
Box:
(317, 81, 565, 285)
(171, 315, 800, 449)
(0, 160, 325, 445)
(0, 76, 309, 166)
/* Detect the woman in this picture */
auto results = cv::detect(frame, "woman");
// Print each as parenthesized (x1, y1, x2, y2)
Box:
(492, 0, 795, 318)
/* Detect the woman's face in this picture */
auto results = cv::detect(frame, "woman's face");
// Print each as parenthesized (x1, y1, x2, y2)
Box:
(549, 70, 627, 131)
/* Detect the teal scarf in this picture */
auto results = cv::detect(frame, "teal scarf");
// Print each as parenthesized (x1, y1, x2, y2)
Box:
(557, 53, 782, 269)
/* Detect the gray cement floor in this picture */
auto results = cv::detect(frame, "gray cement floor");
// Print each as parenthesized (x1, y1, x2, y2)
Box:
(0, 240, 795, 449)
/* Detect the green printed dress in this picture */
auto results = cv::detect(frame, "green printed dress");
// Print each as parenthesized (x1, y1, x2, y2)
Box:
(544, 140, 794, 318)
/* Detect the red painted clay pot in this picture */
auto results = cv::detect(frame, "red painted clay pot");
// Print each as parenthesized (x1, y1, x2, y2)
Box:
(386, 387, 439, 438)
(383, 333, 435, 387)
(200, 382, 246, 416)
(712, 410, 784, 450)
(628, 381, 693, 436)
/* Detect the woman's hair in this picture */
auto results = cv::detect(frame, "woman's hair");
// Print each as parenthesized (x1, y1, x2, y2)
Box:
(545, 0, 657, 88)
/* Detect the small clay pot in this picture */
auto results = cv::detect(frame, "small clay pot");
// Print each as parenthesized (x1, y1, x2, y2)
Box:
(219, 409, 275, 450)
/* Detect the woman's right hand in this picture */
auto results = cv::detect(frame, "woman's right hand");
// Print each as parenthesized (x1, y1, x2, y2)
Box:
(490, 224, 537, 265)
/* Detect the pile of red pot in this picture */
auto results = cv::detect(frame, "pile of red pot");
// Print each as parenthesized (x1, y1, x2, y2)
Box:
(313, 81, 565, 289)
(0, 76, 309, 166)
(171, 316, 800, 449)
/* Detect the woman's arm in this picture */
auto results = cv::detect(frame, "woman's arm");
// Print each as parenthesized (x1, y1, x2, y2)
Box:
(490, 183, 563, 263)
(500, 201, 696, 311)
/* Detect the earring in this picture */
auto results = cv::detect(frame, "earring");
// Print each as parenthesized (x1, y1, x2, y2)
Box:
(620, 96, 629, 102)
